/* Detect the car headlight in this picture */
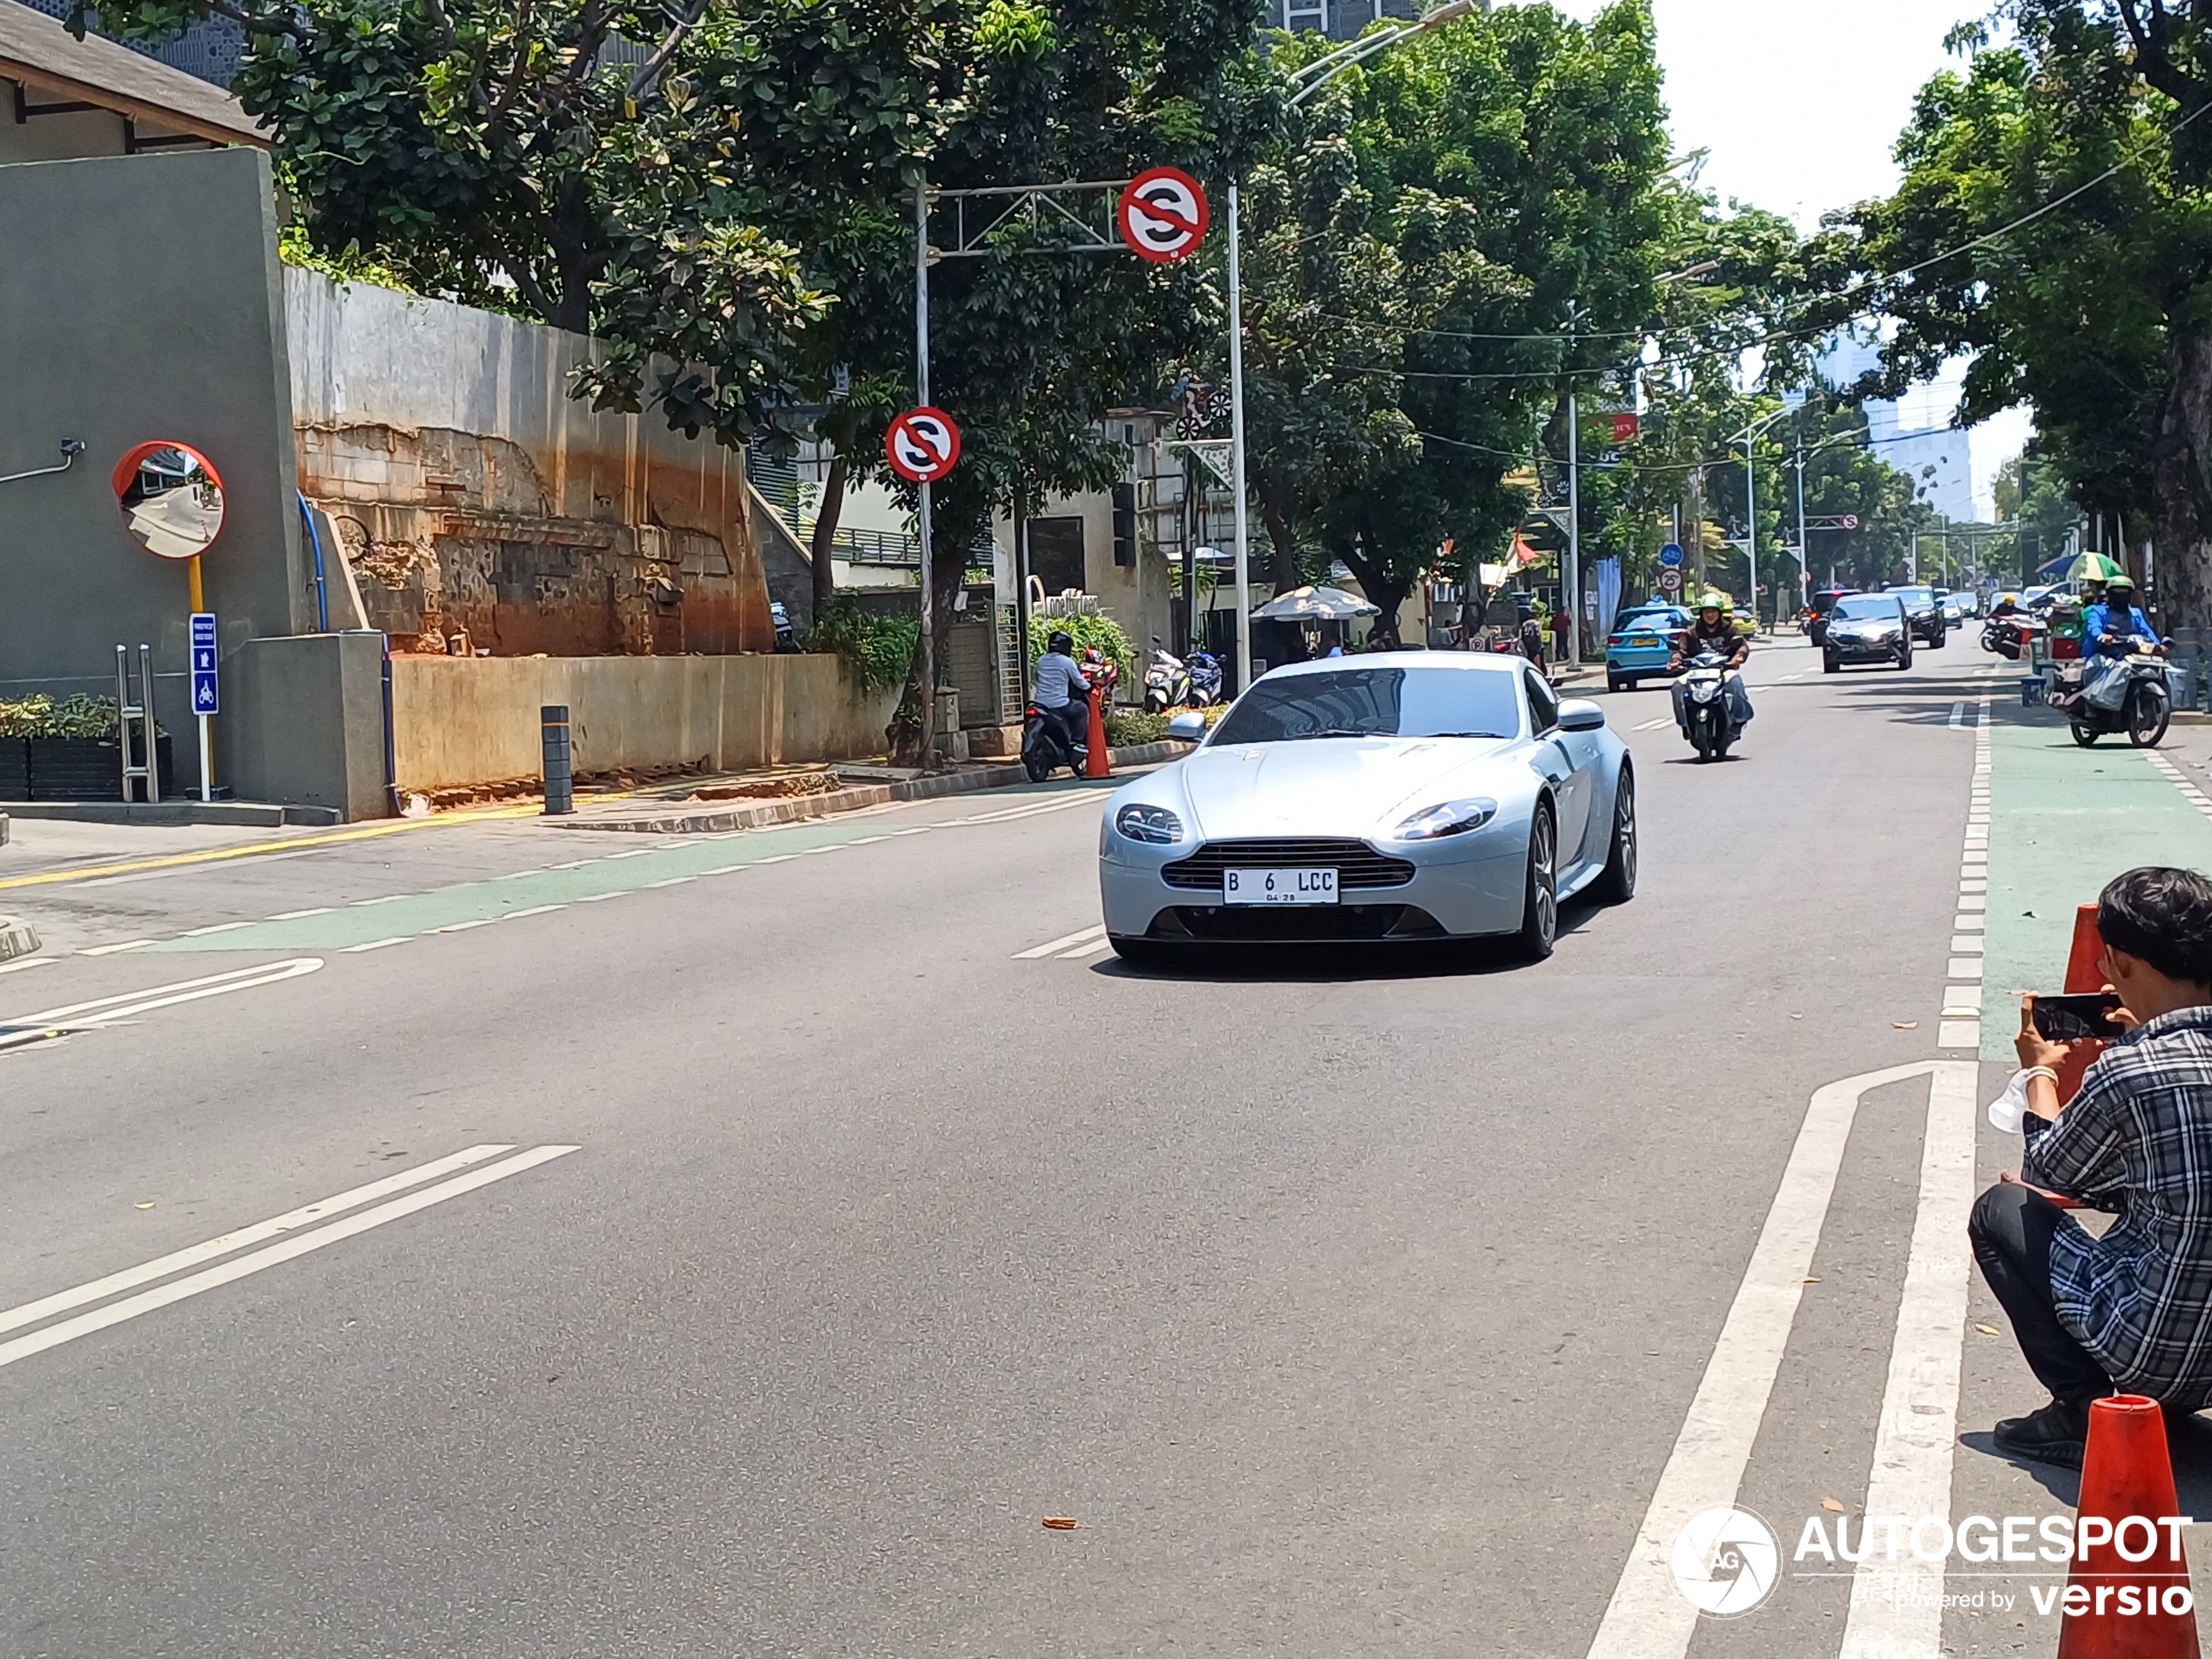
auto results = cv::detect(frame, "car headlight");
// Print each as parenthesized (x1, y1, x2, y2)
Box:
(1115, 803, 1184, 845)
(1393, 797, 1498, 840)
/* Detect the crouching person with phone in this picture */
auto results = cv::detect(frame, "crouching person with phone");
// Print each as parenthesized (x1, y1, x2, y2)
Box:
(1970, 867, 2212, 1469)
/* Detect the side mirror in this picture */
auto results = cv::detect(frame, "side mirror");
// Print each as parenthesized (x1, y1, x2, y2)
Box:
(1557, 699, 1606, 732)
(1167, 711, 1206, 744)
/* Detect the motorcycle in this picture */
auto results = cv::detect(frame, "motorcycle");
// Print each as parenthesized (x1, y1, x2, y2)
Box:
(2052, 639, 2172, 748)
(1022, 696, 1092, 780)
(1184, 649, 1224, 706)
(1143, 648, 1190, 715)
(1675, 649, 1743, 762)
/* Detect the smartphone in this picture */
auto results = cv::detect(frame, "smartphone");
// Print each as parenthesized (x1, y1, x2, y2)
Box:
(2033, 993, 2127, 1042)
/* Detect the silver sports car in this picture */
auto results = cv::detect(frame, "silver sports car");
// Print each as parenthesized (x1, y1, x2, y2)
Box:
(1098, 653, 1635, 962)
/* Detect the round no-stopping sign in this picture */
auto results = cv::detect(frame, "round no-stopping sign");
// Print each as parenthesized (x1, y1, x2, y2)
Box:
(1658, 567, 1683, 593)
(1118, 167, 1210, 264)
(886, 407, 961, 483)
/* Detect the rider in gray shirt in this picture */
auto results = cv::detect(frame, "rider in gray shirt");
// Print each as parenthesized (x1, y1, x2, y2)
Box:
(1034, 631, 1092, 752)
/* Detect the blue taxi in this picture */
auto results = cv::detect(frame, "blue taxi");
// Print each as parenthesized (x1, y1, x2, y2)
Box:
(1605, 605, 1689, 692)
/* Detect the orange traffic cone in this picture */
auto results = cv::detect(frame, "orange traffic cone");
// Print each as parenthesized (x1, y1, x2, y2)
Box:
(1083, 687, 1112, 779)
(2059, 903, 2108, 1102)
(2054, 1395, 2199, 1657)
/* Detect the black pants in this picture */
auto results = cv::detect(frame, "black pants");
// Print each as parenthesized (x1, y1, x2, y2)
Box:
(1046, 702, 1088, 756)
(1970, 1183, 2113, 1406)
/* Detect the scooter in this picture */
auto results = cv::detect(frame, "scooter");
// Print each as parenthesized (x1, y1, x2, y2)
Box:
(2052, 641, 2172, 748)
(1022, 694, 1093, 781)
(1143, 648, 1190, 715)
(1675, 650, 1743, 762)
(1184, 650, 1224, 706)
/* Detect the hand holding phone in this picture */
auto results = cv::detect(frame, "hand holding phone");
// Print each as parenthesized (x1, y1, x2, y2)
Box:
(2031, 992, 2128, 1043)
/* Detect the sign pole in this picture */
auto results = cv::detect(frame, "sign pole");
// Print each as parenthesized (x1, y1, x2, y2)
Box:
(189, 556, 210, 801)
(914, 181, 935, 770)
(1565, 388, 1580, 671)
(1227, 180, 1251, 694)
(188, 605, 219, 803)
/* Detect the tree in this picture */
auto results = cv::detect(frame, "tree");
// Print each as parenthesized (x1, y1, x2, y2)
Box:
(1239, 0, 1676, 644)
(1841, 6, 2212, 622)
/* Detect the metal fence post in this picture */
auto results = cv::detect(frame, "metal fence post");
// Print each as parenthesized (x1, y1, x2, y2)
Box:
(541, 705, 573, 815)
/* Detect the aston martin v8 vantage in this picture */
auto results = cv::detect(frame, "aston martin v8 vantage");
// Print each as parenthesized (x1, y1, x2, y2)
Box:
(1099, 654, 1635, 964)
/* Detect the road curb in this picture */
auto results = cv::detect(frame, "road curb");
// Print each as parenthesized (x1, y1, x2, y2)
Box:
(0, 799, 345, 827)
(550, 741, 1193, 834)
(0, 914, 39, 965)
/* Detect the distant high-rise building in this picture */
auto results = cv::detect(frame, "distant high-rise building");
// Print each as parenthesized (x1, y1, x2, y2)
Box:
(1814, 334, 1977, 523)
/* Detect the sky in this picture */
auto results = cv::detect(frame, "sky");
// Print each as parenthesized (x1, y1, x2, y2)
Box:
(1559, 0, 2033, 517)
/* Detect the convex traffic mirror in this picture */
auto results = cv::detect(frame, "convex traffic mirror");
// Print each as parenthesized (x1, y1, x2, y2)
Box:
(112, 442, 225, 560)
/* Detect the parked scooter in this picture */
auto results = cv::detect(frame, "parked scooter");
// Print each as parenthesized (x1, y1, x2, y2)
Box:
(1143, 647, 1191, 715)
(1676, 649, 1743, 762)
(2052, 641, 2172, 748)
(1184, 650, 1224, 706)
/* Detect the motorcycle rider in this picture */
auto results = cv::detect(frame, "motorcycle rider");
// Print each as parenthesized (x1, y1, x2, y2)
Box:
(2080, 573, 2164, 713)
(1034, 630, 1094, 757)
(1669, 593, 1754, 732)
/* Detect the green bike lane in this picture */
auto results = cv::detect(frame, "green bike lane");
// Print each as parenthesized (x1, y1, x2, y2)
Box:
(125, 786, 1106, 958)
(1979, 702, 2212, 1060)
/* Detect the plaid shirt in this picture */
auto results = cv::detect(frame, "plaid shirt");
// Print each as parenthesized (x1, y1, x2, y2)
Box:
(2025, 1006, 2212, 1405)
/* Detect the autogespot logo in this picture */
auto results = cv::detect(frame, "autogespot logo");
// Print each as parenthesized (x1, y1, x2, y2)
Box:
(1672, 1506, 1782, 1616)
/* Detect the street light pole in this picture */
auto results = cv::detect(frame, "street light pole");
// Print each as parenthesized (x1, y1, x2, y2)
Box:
(1794, 432, 1808, 609)
(1565, 383, 1580, 665)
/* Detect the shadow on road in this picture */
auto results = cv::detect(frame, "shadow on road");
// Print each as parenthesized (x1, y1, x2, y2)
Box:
(1957, 1411, 2212, 1515)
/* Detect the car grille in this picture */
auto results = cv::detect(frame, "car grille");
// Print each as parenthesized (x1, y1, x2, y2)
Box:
(1161, 838, 1415, 892)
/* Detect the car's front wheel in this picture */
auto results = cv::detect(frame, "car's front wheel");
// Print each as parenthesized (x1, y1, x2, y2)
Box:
(1514, 801, 1559, 961)
(1823, 651, 1839, 674)
(1594, 768, 1636, 904)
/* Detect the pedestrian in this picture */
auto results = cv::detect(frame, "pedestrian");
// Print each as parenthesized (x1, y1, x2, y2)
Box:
(1971, 866, 2212, 1469)
(1549, 604, 1571, 667)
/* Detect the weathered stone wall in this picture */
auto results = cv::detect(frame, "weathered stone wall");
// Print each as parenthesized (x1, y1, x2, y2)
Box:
(287, 270, 769, 658)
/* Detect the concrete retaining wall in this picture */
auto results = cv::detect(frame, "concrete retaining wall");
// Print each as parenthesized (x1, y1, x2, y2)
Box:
(390, 654, 896, 792)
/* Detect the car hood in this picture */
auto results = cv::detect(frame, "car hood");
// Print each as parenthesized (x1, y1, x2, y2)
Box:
(1177, 736, 1515, 840)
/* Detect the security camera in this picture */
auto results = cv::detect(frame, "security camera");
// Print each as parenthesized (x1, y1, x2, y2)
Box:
(60, 439, 86, 457)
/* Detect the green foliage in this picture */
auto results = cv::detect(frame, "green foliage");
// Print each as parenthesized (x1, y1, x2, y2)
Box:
(1027, 613, 1134, 681)
(1832, 5, 2212, 618)
(808, 600, 920, 694)
(1106, 710, 1171, 745)
(0, 695, 121, 738)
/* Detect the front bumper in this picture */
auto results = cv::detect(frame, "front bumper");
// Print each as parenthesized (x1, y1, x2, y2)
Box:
(1100, 833, 1529, 942)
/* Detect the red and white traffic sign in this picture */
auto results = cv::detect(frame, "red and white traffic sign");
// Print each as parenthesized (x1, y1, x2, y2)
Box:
(1840, 512, 1861, 530)
(1118, 167, 1209, 264)
(886, 407, 961, 483)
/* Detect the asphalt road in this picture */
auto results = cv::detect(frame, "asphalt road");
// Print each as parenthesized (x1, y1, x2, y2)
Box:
(0, 634, 2187, 1658)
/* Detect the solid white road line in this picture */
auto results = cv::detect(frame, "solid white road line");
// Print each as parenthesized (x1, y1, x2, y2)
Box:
(1056, 939, 1116, 960)
(1015, 923, 1108, 960)
(78, 940, 152, 956)
(179, 921, 255, 937)
(1837, 1064, 1980, 1659)
(0, 1145, 579, 1372)
(0, 1145, 516, 1339)
(267, 907, 334, 920)
(1583, 1062, 1954, 1659)
(435, 918, 499, 934)
(0, 956, 56, 976)
(503, 904, 566, 920)
(0, 959, 325, 1049)
(340, 937, 410, 954)
(641, 876, 694, 887)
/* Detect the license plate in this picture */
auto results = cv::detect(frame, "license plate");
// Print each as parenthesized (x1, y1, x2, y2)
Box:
(1224, 867, 1339, 905)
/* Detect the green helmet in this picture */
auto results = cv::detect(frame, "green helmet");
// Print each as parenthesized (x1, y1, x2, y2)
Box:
(2107, 573, 2135, 591)
(1698, 590, 1725, 612)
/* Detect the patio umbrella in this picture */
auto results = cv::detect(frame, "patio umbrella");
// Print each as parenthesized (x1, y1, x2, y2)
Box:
(1252, 584, 1380, 621)
(2067, 551, 2127, 583)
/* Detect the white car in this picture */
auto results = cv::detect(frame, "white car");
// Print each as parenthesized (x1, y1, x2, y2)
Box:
(1098, 653, 1635, 965)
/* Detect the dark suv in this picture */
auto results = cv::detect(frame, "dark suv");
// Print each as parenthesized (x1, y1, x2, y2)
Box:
(1886, 585, 1948, 647)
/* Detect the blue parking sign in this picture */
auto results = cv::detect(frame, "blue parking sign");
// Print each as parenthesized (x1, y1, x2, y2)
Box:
(190, 611, 218, 716)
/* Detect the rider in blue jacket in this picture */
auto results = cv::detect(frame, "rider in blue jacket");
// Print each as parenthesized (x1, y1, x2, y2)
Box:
(2079, 574, 2162, 711)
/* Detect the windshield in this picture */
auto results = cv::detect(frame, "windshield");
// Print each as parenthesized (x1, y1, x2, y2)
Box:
(1623, 617, 1676, 635)
(1211, 667, 1522, 745)
(1892, 588, 1933, 606)
(1832, 597, 1900, 622)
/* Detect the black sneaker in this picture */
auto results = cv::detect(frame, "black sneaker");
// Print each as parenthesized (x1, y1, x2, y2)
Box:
(1993, 1399, 2089, 1470)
